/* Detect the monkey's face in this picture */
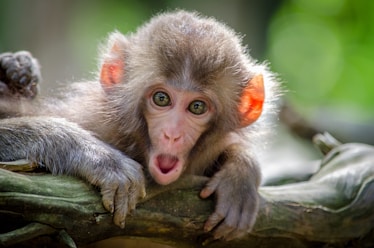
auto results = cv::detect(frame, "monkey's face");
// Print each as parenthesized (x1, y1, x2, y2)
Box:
(144, 83, 214, 185)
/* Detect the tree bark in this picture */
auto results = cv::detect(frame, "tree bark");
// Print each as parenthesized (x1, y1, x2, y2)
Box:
(1, 134, 374, 247)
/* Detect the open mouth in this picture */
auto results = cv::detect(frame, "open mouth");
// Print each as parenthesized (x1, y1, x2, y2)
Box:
(156, 154, 179, 174)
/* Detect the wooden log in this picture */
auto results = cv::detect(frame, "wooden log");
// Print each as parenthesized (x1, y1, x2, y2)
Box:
(0, 135, 374, 247)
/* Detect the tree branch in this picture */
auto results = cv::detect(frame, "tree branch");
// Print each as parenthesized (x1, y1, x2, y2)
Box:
(1, 134, 374, 247)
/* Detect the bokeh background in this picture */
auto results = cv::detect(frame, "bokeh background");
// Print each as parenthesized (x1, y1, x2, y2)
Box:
(1, 0, 373, 145)
(1, 0, 373, 167)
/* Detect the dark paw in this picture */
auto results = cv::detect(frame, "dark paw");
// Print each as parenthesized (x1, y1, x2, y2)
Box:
(0, 51, 41, 99)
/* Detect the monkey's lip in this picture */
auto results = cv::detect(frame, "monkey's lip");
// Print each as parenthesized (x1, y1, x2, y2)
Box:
(156, 154, 179, 174)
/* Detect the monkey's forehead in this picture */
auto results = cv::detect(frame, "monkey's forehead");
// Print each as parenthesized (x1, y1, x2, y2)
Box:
(129, 10, 250, 79)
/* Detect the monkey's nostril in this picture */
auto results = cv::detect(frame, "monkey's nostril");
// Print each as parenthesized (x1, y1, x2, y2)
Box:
(163, 132, 182, 143)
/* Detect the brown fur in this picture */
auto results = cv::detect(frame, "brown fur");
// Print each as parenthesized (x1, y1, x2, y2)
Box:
(0, 10, 280, 240)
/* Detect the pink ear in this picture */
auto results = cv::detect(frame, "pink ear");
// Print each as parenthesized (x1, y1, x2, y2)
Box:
(99, 32, 127, 88)
(100, 59, 124, 87)
(238, 74, 265, 127)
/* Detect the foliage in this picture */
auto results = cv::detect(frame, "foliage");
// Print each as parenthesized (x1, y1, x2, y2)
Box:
(268, 0, 374, 119)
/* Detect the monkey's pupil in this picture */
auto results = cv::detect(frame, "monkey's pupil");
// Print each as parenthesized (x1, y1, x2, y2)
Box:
(189, 101, 206, 115)
(153, 91, 170, 107)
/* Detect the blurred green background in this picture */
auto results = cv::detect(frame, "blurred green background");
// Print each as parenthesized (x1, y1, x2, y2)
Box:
(0, 0, 373, 144)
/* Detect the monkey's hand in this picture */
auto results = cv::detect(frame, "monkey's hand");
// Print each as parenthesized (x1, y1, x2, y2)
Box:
(0, 117, 145, 229)
(97, 155, 146, 228)
(200, 159, 260, 241)
(0, 51, 40, 99)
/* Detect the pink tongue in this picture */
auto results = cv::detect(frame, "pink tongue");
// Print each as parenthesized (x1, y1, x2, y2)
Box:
(157, 154, 178, 174)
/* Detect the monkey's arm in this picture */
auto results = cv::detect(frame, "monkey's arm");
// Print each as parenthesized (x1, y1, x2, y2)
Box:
(200, 143, 261, 240)
(0, 117, 145, 228)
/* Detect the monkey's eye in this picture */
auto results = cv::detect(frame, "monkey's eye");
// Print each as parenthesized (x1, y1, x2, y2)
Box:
(188, 100, 207, 115)
(153, 91, 171, 107)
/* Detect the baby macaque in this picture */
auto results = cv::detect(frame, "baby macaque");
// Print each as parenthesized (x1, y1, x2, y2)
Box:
(0, 10, 279, 240)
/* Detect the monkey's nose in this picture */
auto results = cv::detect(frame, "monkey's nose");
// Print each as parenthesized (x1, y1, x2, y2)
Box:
(163, 132, 182, 144)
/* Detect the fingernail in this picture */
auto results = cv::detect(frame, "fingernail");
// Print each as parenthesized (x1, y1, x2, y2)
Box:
(109, 204, 114, 213)
(200, 189, 207, 198)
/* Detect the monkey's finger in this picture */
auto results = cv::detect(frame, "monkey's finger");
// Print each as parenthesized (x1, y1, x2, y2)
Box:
(219, 200, 256, 240)
(127, 183, 145, 212)
(100, 186, 116, 213)
(204, 211, 225, 232)
(200, 187, 214, 198)
(113, 184, 130, 229)
(135, 173, 146, 200)
(200, 178, 220, 199)
(212, 209, 241, 240)
(140, 181, 146, 199)
(213, 224, 235, 240)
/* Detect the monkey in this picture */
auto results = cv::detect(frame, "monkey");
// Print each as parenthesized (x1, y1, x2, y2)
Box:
(0, 10, 279, 241)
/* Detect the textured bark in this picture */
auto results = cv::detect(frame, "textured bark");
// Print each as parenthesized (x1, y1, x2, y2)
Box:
(0, 134, 374, 247)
